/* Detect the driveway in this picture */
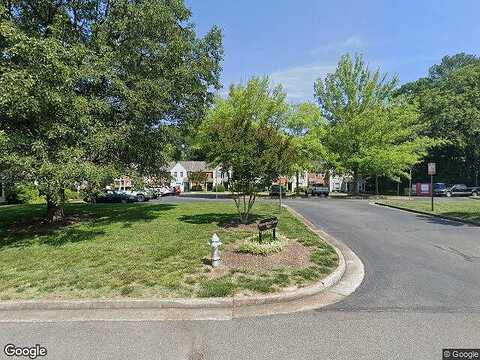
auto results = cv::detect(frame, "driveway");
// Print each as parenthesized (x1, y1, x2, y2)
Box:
(1, 199, 479, 360)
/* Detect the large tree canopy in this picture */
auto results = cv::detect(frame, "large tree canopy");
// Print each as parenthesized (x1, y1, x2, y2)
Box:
(398, 53, 480, 185)
(314, 54, 435, 192)
(199, 77, 296, 223)
(0, 0, 223, 221)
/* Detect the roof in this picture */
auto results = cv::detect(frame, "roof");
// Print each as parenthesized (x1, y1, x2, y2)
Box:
(177, 161, 214, 172)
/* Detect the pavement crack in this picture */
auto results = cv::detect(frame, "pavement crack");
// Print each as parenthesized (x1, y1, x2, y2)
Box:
(433, 244, 480, 263)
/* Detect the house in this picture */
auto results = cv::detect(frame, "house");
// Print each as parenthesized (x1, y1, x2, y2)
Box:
(275, 171, 309, 192)
(169, 161, 229, 192)
(307, 169, 366, 193)
(0, 182, 6, 203)
(113, 177, 133, 191)
(329, 173, 366, 193)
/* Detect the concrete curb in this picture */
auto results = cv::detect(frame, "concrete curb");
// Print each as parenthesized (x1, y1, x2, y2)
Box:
(0, 207, 364, 322)
(374, 202, 480, 227)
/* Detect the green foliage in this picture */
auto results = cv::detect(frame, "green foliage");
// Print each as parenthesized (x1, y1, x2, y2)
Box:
(237, 234, 286, 256)
(199, 77, 296, 223)
(188, 171, 209, 188)
(214, 184, 226, 192)
(5, 184, 43, 204)
(198, 278, 235, 297)
(284, 102, 328, 179)
(314, 54, 435, 189)
(0, 0, 223, 221)
(398, 54, 480, 184)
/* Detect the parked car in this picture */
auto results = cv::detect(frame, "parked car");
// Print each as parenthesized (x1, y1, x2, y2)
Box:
(432, 183, 448, 196)
(118, 189, 151, 202)
(269, 185, 287, 196)
(309, 183, 329, 196)
(445, 184, 480, 197)
(86, 190, 139, 203)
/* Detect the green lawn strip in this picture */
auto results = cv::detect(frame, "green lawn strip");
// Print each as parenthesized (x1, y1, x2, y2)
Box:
(377, 199, 480, 223)
(0, 201, 338, 299)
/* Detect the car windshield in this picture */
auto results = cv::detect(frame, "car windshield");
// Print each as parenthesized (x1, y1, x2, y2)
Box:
(434, 183, 446, 190)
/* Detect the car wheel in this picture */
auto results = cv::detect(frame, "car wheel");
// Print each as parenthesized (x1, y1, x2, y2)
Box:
(137, 194, 145, 202)
(472, 191, 479, 197)
(446, 192, 452, 197)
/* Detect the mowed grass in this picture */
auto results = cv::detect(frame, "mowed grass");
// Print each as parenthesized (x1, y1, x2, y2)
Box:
(0, 201, 338, 299)
(379, 198, 480, 223)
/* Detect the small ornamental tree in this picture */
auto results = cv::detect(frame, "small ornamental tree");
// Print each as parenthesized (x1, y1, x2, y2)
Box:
(199, 78, 296, 223)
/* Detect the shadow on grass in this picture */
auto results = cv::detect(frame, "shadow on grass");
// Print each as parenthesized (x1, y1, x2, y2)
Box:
(0, 202, 177, 249)
(415, 213, 478, 227)
(178, 212, 264, 228)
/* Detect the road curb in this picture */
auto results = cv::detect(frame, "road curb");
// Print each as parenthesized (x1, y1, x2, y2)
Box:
(374, 202, 480, 227)
(0, 207, 364, 322)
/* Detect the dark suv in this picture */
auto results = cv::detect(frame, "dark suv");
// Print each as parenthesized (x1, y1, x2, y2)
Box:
(445, 184, 480, 197)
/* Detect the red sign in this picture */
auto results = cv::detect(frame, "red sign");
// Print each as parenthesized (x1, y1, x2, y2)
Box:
(428, 163, 436, 175)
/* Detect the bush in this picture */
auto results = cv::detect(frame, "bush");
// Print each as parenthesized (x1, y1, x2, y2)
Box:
(237, 233, 287, 255)
(6, 184, 43, 204)
(65, 189, 81, 201)
(214, 184, 225, 192)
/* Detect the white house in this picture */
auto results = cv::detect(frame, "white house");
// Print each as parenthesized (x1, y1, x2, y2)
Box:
(0, 182, 5, 203)
(329, 174, 366, 193)
(169, 161, 229, 192)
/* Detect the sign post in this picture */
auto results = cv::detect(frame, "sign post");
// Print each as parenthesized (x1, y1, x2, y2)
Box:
(279, 183, 282, 213)
(428, 163, 436, 211)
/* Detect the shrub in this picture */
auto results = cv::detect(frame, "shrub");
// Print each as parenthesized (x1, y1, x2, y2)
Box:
(214, 184, 225, 192)
(65, 189, 81, 201)
(6, 184, 43, 204)
(237, 234, 287, 255)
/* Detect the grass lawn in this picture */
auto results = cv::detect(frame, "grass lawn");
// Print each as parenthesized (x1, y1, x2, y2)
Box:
(0, 201, 338, 299)
(378, 198, 480, 223)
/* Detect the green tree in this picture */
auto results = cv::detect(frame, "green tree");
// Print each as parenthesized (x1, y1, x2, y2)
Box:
(188, 171, 209, 190)
(199, 78, 296, 223)
(398, 54, 480, 185)
(0, 0, 223, 221)
(283, 102, 326, 191)
(314, 54, 434, 193)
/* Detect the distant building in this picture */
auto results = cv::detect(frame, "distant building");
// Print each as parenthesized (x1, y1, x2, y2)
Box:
(169, 161, 229, 192)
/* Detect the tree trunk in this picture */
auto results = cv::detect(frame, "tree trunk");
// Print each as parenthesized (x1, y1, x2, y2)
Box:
(46, 190, 65, 223)
(352, 171, 359, 195)
(375, 176, 379, 195)
(47, 199, 64, 223)
(296, 171, 299, 194)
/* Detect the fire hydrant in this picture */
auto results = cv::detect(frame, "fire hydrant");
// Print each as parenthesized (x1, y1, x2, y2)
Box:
(209, 233, 222, 267)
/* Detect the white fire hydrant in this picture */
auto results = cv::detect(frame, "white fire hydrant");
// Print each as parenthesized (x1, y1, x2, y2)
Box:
(209, 233, 222, 267)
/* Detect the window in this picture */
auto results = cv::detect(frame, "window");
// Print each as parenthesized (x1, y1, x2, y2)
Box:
(174, 172, 178, 178)
(180, 172, 183, 178)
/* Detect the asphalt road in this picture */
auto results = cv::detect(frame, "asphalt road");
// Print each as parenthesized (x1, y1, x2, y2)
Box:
(1, 199, 479, 360)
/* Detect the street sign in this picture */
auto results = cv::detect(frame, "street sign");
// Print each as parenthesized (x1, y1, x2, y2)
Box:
(428, 163, 436, 175)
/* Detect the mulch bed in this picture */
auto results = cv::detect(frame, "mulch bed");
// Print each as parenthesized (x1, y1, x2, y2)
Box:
(208, 239, 315, 278)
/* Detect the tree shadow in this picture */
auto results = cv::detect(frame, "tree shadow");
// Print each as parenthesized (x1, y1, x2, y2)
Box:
(414, 213, 478, 227)
(178, 212, 263, 228)
(0, 203, 178, 249)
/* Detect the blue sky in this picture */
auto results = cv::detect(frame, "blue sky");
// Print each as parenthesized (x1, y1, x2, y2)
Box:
(186, 0, 480, 103)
